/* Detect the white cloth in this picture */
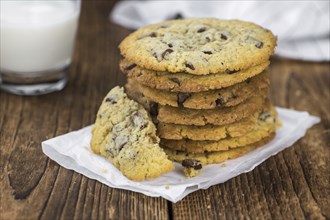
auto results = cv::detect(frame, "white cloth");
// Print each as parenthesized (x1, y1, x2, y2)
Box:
(110, 1, 330, 61)
(42, 107, 320, 203)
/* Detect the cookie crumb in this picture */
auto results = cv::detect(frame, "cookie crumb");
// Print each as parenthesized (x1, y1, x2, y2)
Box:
(220, 163, 226, 167)
(207, 205, 211, 209)
(83, 146, 90, 151)
(101, 168, 108, 173)
(276, 120, 283, 129)
(165, 185, 170, 189)
(182, 159, 202, 177)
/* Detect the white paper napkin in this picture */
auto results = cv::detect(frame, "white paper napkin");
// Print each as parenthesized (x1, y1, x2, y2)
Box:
(110, 1, 330, 61)
(42, 107, 320, 203)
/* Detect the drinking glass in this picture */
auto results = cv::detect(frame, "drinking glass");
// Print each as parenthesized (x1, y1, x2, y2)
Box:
(0, 0, 81, 95)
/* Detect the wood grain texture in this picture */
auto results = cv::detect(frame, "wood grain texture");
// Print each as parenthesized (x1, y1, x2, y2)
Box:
(0, 1, 329, 220)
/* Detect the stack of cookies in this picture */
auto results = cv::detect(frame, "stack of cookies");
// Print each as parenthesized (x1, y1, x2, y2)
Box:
(119, 18, 277, 167)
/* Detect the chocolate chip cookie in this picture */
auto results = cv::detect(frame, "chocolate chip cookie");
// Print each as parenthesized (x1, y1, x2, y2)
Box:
(161, 128, 276, 153)
(125, 79, 268, 126)
(131, 72, 269, 109)
(156, 96, 267, 126)
(91, 86, 174, 181)
(121, 59, 269, 92)
(119, 18, 276, 75)
(157, 106, 277, 141)
(163, 134, 275, 165)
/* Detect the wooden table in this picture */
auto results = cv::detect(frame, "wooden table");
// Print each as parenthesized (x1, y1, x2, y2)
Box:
(1, 1, 329, 219)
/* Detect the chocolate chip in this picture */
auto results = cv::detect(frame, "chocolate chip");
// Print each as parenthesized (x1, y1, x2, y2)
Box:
(161, 48, 174, 59)
(182, 159, 202, 170)
(185, 63, 195, 70)
(215, 98, 226, 106)
(131, 111, 145, 128)
(168, 43, 173, 48)
(197, 27, 206, 33)
(205, 36, 211, 42)
(114, 135, 128, 151)
(246, 36, 263, 48)
(245, 78, 251, 84)
(220, 33, 228, 40)
(255, 41, 264, 48)
(105, 97, 117, 104)
(106, 148, 115, 157)
(149, 32, 157, 37)
(177, 93, 191, 107)
(171, 13, 183, 20)
(226, 69, 239, 74)
(203, 51, 213, 55)
(149, 101, 159, 116)
(152, 52, 161, 61)
(125, 63, 137, 71)
(169, 77, 181, 85)
(259, 112, 271, 121)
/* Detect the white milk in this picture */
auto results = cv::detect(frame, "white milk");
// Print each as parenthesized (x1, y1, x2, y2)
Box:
(0, 1, 80, 73)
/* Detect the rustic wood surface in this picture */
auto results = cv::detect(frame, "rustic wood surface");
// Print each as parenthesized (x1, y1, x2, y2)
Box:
(0, 1, 329, 219)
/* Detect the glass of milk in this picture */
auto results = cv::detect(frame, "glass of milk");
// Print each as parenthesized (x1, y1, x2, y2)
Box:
(0, 0, 81, 95)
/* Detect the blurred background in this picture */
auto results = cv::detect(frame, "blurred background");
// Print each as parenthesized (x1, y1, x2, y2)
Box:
(110, 0, 330, 62)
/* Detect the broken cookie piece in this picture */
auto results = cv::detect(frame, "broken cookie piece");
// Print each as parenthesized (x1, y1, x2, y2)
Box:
(182, 159, 202, 177)
(91, 86, 174, 181)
